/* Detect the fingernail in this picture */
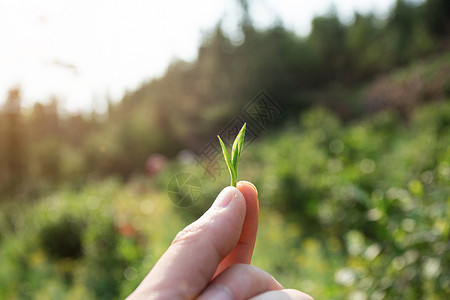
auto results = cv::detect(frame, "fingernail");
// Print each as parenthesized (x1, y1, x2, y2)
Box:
(200, 284, 232, 300)
(212, 187, 236, 208)
(239, 181, 258, 196)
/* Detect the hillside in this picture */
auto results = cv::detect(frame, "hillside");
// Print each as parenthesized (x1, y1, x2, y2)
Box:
(0, 1, 449, 298)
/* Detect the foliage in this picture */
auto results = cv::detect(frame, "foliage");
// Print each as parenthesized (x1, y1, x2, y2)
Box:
(1, 100, 449, 299)
(218, 123, 246, 187)
(0, 178, 184, 299)
(244, 101, 450, 298)
(1, 0, 449, 201)
(0, 0, 449, 298)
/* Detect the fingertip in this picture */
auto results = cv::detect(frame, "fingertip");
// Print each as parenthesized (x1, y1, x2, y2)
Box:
(237, 181, 259, 216)
(227, 186, 247, 212)
(237, 181, 258, 197)
(212, 186, 245, 209)
(283, 289, 314, 300)
(248, 289, 314, 300)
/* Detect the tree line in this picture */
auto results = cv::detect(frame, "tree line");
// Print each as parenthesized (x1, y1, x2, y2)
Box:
(1, 0, 449, 201)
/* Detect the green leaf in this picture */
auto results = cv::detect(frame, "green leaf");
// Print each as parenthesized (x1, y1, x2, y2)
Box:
(217, 123, 246, 187)
(218, 135, 236, 186)
(231, 122, 246, 175)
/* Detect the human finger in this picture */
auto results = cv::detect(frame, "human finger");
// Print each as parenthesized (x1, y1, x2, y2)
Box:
(199, 264, 282, 300)
(249, 289, 314, 300)
(128, 186, 246, 299)
(214, 181, 259, 277)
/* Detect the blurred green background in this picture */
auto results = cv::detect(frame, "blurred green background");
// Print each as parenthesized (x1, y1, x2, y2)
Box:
(1, 0, 450, 299)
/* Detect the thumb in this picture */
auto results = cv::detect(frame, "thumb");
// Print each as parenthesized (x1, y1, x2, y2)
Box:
(130, 186, 246, 299)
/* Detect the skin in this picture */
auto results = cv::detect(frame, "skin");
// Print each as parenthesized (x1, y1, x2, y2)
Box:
(127, 181, 313, 300)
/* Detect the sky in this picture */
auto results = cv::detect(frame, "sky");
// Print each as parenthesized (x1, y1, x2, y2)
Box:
(0, 0, 399, 113)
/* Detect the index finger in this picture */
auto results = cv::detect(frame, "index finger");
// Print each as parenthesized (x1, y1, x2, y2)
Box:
(214, 181, 259, 277)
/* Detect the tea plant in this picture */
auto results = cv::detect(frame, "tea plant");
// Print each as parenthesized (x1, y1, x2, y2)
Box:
(217, 123, 246, 187)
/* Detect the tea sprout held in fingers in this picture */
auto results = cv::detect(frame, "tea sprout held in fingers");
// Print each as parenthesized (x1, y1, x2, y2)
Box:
(217, 123, 246, 187)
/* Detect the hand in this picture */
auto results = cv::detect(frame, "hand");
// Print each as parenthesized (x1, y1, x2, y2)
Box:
(127, 181, 313, 300)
